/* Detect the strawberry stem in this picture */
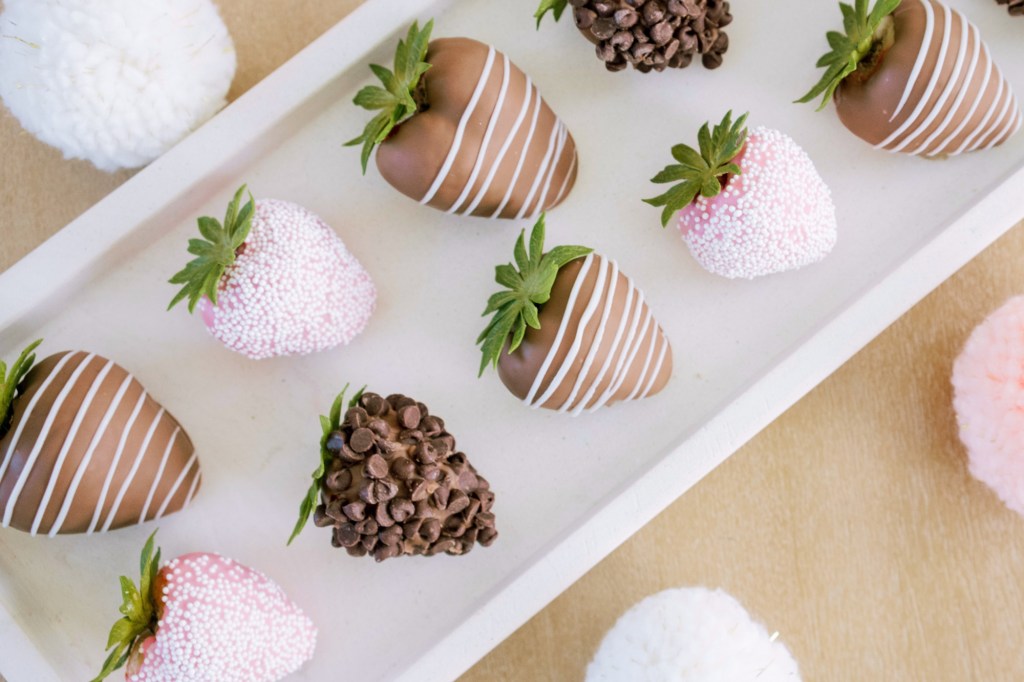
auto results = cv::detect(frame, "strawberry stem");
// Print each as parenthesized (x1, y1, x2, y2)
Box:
(0, 339, 42, 440)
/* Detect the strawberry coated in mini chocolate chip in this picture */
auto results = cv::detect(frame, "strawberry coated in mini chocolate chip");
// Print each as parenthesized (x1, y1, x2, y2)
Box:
(290, 386, 497, 561)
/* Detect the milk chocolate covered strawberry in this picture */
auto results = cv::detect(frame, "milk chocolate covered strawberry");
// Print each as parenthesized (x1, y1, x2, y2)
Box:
(348, 21, 578, 219)
(478, 216, 672, 413)
(290, 386, 497, 561)
(0, 341, 200, 536)
(798, 0, 1021, 156)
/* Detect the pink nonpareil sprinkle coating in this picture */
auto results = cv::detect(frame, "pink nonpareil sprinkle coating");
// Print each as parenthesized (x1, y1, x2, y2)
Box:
(952, 296, 1024, 517)
(130, 552, 317, 682)
(676, 127, 837, 280)
(198, 199, 376, 359)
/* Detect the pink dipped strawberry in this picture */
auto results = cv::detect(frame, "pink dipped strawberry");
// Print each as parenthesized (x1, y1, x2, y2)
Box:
(93, 532, 316, 682)
(169, 185, 376, 359)
(645, 111, 837, 279)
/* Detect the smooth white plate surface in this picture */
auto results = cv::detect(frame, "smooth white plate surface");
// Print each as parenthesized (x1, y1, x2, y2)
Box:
(1, 1, 1023, 680)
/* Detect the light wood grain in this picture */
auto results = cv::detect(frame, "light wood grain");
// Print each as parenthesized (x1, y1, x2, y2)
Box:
(3, 2, 1024, 681)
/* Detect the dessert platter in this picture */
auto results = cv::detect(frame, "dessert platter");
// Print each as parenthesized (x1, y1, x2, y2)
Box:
(1, 0, 1023, 680)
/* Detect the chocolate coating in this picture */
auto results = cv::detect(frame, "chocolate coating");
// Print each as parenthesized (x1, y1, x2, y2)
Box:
(0, 352, 199, 535)
(835, 0, 1021, 156)
(315, 392, 496, 561)
(376, 37, 578, 219)
(498, 254, 672, 413)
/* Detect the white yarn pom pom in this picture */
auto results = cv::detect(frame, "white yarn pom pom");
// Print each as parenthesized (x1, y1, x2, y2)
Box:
(0, 0, 235, 171)
(587, 587, 801, 681)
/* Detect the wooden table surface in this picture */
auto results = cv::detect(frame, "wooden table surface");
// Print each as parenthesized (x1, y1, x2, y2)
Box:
(3, 2, 1024, 680)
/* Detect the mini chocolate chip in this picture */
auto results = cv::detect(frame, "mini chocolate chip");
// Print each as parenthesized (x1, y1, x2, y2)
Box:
(359, 479, 379, 504)
(574, 7, 597, 29)
(475, 512, 496, 529)
(615, 7, 639, 27)
(335, 523, 360, 548)
(431, 437, 451, 459)
(410, 479, 432, 502)
(463, 526, 479, 546)
(380, 525, 403, 547)
(464, 498, 482, 522)
(349, 427, 375, 453)
(421, 518, 442, 543)
(702, 51, 723, 69)
(402, 517, 424, 539)
(592, 1, 615, 16)
(374, 543, 402, 562)
(344, 406, 369, 428)
(325, 499, 345, 522)
(447, 490, 470, 515)
(415, 442, 437, 465)
(361, 534, 379, 551)
(325, 467, 352, 492)
(664, 38, 680, 60)
(651, 19, 673, 45)
(427, 538, 457, 556)
(391, 457, 416, 480)
(355, 518, 379, 536)
(399, 429, 424, 444)
(420, 416, 443, 436)
(642, 0, 666, 24)
(596, 41, 616, 62)
(420, 464, 442, 482)
(610, 30, 635, 50)
(395, 401, 419, 428)
(367, 418, 389, 438)
(417, 402, 429, 416)
(338, 444, 364, 464)
(375, 503, 395, 528)
(346, 545, 368, 557)
(443, 515, 466, 537)
(591, 17, 617, 39)
(331, 533, 342, 549)
(389, 498, 415, 522)
(458, 469, 479, 491)
(360, 393, 386, 416)
(375, 479, 399, 503)
(478, 527, 498, 546)
(392, 395, 416, 409)
(478, 490, 495, 513)
(313, 504, 332, 528)
(343, 501, 367, 522)
(325, 431, 346, 454)
(432, 486, 450, 510)
(365, 453, 388, 479)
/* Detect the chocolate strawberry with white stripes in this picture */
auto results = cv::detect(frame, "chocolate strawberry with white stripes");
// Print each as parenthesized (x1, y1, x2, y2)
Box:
(0, 341, 200, 536)
(478, 216, 672, 413)
(798, 0, 1021, 157)
(93, 532, 316, 681)
(348, 20, 578, 219)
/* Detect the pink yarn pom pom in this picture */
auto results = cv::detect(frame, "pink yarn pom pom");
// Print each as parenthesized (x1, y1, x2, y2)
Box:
(952, 295, 1024, 515)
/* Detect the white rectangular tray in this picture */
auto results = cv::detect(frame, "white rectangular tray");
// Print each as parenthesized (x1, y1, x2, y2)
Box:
(2, 0, 1023, 680)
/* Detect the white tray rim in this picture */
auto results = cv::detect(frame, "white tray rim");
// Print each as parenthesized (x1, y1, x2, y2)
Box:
(1, 0, 1023, 679)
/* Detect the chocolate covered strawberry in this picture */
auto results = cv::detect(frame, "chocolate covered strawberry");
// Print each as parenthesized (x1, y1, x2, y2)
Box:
(996, 0, 1023, 16)
(798, 0, 1021, 156)
(93, 532, 316, 682)
(645, 111, 837, 280)
(290, 385, 497, 561)
(348, 20, 578, 219)
(168, 185, 375, 359)
(478, 216, 672, 413)
(0, 341, 200, 536)
(535, 0, 732, 73)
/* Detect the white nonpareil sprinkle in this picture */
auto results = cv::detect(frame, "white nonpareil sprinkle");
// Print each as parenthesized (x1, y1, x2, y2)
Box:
(586, 587, 801, 681)
(131, 553, 317, 682)
(0, 0, 235, 172)
(677, 127, 838, 280)
(199, 199, 377, 360)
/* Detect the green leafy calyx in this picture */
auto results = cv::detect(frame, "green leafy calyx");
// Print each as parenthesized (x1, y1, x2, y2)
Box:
(288, 384, 366, 545)
(796, 0, 901, 110)
(345, 20, 434, 174)
(534, 0, 569, 27)
(476, 214, 592, 376)
(91, 531, 161, 682)
(644, 110, 749, 227)
(167, 185, 255, 313)
(0, 339, 42, 439)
